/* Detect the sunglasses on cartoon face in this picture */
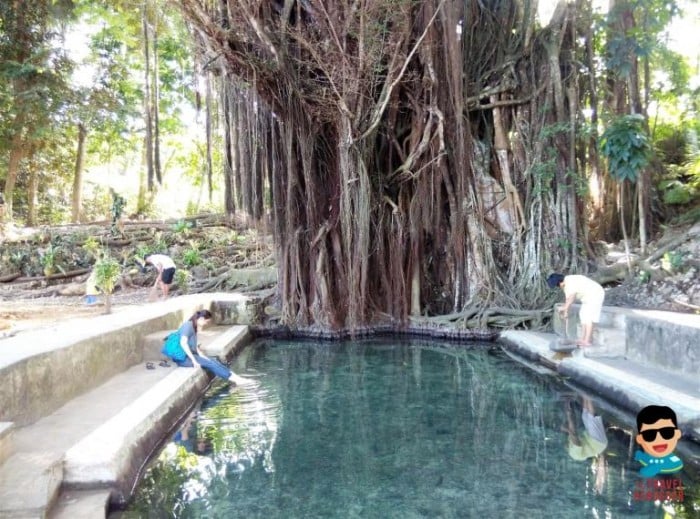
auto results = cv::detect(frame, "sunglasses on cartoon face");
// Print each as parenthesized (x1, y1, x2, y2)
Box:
(640, 426, 677, 442)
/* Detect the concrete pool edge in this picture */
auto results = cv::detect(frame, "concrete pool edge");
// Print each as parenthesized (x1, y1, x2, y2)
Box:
(0, 293, 257, 519)
(499, 330, 700, 451)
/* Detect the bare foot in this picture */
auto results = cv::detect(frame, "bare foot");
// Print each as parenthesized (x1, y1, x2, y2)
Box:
(230, 373, 257, 386)
(576, 340, 592, 347)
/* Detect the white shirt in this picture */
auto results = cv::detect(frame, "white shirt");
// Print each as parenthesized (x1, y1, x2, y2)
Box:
(564, 275, 604, 303)
(147, 254, 175, 270)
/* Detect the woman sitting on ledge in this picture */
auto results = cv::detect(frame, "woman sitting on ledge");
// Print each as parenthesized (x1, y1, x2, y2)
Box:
(175, 310, 254, 386)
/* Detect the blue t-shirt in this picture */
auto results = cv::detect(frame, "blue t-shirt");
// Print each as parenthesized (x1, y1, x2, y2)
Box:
(177, 321, 198, 354)
(634, 450, 683, 476)
(173, 430, 195, 452)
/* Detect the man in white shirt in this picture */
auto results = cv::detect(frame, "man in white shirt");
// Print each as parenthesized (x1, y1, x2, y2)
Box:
(547, 273, 605, 347)
(145, 254, 176, 299)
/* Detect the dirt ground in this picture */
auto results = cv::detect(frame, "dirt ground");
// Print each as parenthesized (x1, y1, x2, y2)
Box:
(0, 286, 159, 337)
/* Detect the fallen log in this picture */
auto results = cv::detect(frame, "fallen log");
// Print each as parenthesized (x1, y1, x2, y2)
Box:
(672, 298, 700, 311)
(11, 268, 90, 283)
(0, 272, 21, 283)
(593, 223, 700, 285)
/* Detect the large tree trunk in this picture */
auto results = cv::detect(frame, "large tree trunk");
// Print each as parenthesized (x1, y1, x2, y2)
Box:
(26, 164, 38, 226)
(71, 123, 87, 223)
(181, 0, 591, 330)
(3, 135, 23, 220)
(153, 14, 162, 186)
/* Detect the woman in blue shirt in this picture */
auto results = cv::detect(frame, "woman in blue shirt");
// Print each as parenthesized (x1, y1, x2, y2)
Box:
(176, 310, 254, 386)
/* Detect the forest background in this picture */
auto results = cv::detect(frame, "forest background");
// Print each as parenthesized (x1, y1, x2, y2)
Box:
(1, 0, 699, 332)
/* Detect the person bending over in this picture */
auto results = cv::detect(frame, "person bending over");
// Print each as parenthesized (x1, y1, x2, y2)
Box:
(547, 273, 605, 347)
(145, 253, 176, 299)
(176, 310, 255, 386)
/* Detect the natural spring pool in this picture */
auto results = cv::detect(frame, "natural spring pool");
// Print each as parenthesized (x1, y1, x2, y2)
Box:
(119, 338, 699, 518)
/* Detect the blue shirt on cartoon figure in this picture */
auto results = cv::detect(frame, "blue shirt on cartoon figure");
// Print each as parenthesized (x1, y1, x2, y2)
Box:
(634, 450, 683, 477)
(634, 405, 684, 477)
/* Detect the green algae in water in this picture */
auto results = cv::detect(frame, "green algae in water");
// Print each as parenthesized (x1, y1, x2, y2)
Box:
(120, 339, 700, 518)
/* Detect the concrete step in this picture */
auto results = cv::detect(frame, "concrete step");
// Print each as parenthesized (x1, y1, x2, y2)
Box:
(141, 330, 172, 361)
(0, 452, 63, 519)
(62, 367, 208, 501)
(0, 423, 13, 466)
(553, 304, 627, 337)
(0, 295, 256, 518)
(199, 325, 250, 358)
(49, 490, 111, 519)
(0, 365, 175, 519)
(500, 329, 700, 444)
(586, 328, 626, 358)
(558, 356, 700, 423)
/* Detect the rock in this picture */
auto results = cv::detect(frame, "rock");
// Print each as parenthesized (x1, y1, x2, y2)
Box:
(227, 267, 277, 289)
(58, 282, 87, 296)
(191, 266, 209, 280)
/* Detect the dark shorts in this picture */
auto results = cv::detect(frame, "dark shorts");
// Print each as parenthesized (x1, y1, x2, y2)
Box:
(161, 267, 176, 284)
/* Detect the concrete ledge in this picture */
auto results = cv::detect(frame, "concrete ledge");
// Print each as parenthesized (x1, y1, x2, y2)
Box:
(141, 330, 172, 362)
(0, 293, 255, 427)
(0, 452, 63, 518)
(62, 324, 251, 507)
(63, 367, 209, 504)
(499, 330, 562, 370)
(0, 423, 12, 466)
(626, 314, 700, 376)
(51, 489, 111, 519)
(557, 358, 700, 430)
(200, 325, 250, 358)
(500, 329, 700, 447)
(552, 304, 700, 371)
(211, 296, 265, 325)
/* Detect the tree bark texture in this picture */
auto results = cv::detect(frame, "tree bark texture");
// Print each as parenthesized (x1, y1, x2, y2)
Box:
(180, 0, 594, 330)
(142, 4, 155, 191)
(71, 123, 87, 223)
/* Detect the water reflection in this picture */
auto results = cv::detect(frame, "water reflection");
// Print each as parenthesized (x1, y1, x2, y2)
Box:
(122, 339, 700, 518)
(119, 379, 279, 518)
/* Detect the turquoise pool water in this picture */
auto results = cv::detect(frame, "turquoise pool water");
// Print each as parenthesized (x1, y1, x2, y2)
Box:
(120, 339, 699, 518)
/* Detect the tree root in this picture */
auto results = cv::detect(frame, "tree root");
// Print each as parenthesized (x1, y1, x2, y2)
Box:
(594, 224, 700, 285)
(409, 306, 548, 330)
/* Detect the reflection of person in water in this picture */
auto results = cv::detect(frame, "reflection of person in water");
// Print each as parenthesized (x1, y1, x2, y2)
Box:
(173, 409, 213, 455)
(562, 395, 609, 493)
